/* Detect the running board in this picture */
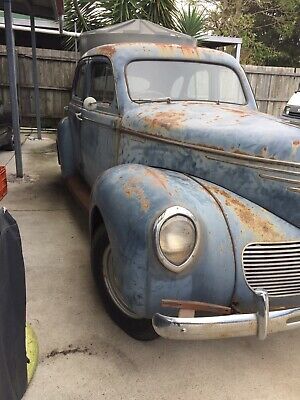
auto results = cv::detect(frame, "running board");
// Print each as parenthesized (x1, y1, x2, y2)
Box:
(65, 175, 91, 212)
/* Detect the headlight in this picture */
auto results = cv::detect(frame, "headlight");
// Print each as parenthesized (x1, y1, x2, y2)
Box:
(154, 206, 200, 272)
(284, 106, 291, 115)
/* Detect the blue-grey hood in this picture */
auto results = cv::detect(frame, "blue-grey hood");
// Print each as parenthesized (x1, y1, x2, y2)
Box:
(121, 103, 300, 228)
(122, 102, 300, 162)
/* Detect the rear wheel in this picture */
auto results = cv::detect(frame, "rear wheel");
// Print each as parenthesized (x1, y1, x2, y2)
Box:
(91, 225, 158, 341)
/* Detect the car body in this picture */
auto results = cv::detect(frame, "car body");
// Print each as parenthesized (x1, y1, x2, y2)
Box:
(57, 41, 300, 341)
(282, 89, 300, 126)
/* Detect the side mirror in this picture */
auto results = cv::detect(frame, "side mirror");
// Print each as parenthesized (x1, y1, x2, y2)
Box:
(83, 97, 97, 111)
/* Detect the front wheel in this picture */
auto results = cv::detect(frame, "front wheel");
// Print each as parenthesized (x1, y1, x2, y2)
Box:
(91, 225, 158, 341)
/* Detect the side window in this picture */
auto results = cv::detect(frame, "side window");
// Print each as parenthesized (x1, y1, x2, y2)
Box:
(73, 62, 87, 100)
(90, 61, 115, 105)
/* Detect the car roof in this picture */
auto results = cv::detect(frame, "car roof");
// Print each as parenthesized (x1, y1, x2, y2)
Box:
(81, 42, 237, 68)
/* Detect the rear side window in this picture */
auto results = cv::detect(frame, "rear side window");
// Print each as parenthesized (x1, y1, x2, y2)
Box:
(90, 61, 115, 105)
(73, 62, 87, 100)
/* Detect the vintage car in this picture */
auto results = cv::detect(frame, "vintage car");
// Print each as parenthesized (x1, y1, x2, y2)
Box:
(282, 86, 300, 126)
(57, 37, 300, 341)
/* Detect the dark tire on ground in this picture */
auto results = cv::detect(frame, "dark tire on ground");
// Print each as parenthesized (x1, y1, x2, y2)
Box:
(3, 129, 14, 151)
(91, 225, 158, 341)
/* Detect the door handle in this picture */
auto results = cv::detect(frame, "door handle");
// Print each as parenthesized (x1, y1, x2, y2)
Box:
(75, 112, 83, 121)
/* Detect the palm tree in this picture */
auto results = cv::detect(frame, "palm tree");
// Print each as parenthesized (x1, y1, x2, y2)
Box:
(63, 0, 206, 49)
(102, 0, 139, 24)
(176, 4, 206, 39)
(139, 0, 178, 30)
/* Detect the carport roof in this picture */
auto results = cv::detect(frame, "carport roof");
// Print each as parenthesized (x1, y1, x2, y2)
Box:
(0, 0, 63, 20)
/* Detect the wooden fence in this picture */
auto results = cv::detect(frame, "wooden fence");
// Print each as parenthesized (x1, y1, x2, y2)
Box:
(244, 65, 300, 117)
(0, 45, 299, 128)
(0, 45, 77, 128)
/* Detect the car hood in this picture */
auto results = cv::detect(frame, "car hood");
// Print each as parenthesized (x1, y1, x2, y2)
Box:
(121, 102, 300, 228)
(122, 102, 300, 162)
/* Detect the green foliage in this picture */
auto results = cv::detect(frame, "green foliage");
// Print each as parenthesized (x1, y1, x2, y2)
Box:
(205, 0, 300, 66)
(103, 0, 139, 24)
(139, 0, 178, 30)
(176, 4, 205, 38)
(63, 0, 206, 49)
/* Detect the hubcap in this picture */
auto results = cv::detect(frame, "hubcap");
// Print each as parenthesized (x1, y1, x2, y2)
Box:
(102, 245, 139, 319)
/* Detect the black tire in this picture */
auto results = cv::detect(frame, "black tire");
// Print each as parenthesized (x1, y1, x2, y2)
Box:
(3, 129, 14, 151)
(91, 225, 158, 341)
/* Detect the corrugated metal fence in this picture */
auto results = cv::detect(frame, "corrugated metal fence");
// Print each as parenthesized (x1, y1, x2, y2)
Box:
(0, 45, 299, 128)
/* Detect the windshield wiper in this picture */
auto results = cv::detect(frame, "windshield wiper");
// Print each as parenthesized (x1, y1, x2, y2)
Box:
(135, 97, 172, 104)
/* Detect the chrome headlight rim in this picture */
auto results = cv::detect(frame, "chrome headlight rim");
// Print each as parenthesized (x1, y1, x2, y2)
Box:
(154, 206, 200, 273)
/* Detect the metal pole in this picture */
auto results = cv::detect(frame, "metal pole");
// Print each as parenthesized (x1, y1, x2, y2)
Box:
(236, 43, 241, 63)
(3, 0, 23, 177)
(30, 15, 42, 140)
(74, 22, 78, 64)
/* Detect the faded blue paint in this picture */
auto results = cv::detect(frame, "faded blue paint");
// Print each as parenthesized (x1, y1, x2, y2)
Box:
(91, 164, 236, 317)
(57, 42, 300, 318)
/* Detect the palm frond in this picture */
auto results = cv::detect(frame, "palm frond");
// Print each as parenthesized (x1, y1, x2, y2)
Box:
(102, 0, 139, 24)
(140, 0, 178, 30)
(176, 4, 206, 39)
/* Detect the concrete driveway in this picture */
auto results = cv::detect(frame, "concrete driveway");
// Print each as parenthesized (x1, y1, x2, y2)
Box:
(0, 135, 299, 400)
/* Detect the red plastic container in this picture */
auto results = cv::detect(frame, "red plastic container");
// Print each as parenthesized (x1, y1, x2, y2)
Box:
(0, 166, 7, 200)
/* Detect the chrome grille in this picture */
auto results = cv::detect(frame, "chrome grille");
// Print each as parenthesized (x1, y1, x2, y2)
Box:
(242, 241, 300, 297)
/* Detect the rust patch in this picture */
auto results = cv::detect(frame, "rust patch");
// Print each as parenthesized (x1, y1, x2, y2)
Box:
(207, 185, 286, 241)
(156, 43, 199, 58)
(293, 140, 300, 148)
(143, 111, 186, 132)
(180, 45, 199, 58)
(123, 177, 150, 211)
(97, 45, 116, 58)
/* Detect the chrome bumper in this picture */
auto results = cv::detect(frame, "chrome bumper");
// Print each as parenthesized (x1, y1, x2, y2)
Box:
(152, 290, 300, 340)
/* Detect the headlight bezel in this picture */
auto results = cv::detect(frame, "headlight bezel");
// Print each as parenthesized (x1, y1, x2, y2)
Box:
(154, 206, 201, 273)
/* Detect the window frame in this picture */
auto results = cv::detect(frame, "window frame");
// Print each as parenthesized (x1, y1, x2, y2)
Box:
(125, 59, 248, 106)
(72, 58, 89, 102)
(87, 56, 118, 114)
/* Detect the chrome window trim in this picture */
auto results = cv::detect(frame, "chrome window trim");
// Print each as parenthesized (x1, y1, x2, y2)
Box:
(153, 206, 201, 273)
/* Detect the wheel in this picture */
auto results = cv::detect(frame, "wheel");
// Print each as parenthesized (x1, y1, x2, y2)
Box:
(91, 225, 158, 341)
(3, 128, 14, 151)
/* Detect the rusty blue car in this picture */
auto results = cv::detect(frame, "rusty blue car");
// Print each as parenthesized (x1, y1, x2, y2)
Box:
(57, 38, 300, 341)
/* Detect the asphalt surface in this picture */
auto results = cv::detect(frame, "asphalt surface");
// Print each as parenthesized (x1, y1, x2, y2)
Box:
(0, 134, 299, 400)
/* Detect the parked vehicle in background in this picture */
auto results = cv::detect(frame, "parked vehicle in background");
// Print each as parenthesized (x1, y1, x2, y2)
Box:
(0, 100, 14, 151)
(282, 86, 300, 126)
(57, 21, 300, 342)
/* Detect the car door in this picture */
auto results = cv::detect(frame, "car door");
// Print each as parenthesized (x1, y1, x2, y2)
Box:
(68, 59, 88, 173)
(80, 57, 120, 186)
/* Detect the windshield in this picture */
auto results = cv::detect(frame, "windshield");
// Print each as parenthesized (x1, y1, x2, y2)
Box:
(126, 60, 246, 105)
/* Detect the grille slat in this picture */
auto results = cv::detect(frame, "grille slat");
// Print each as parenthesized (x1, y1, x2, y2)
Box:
(243, 260, 300, 266)
(248, 275, 300, 282)
(244, 252, 300, 258)
(243, 241, 300, 297)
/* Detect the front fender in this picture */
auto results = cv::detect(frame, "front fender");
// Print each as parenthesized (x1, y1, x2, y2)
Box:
(91, 164, 235, 318)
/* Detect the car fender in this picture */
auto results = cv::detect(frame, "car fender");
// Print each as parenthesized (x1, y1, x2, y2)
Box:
(90, 164, 236, 318)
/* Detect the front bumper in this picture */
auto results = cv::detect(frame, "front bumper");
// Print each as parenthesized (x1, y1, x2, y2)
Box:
(152, 290, 300, 340)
